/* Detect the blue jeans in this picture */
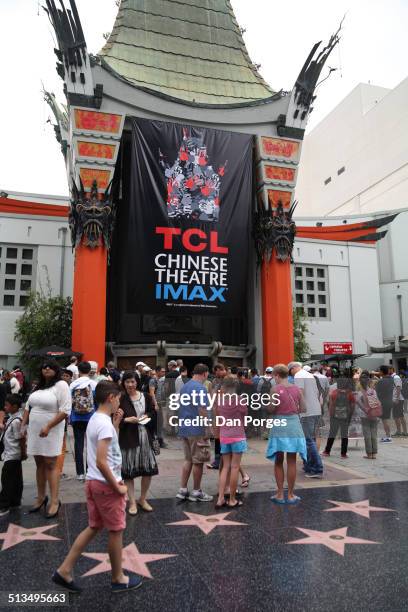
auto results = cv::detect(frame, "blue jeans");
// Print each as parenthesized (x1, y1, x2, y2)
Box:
(300, 415, 323, 475)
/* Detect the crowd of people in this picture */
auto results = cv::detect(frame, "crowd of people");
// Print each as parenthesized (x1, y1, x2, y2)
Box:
(0, 356, 406, 592)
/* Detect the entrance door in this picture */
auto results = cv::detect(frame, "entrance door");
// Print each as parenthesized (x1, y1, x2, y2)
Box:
(168, 356, 212, 377)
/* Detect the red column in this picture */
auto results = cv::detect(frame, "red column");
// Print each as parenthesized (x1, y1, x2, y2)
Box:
(72, 243, 107, 367)
(261, 257, 294, 368)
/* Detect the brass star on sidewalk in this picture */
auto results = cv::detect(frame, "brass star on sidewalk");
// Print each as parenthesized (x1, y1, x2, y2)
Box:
(0, 523, 60, 551)
(82, 543, 177, 579)
(288, 526, 379, 556)
(325, 499, 396, 519)
(167, 511, 247, 535)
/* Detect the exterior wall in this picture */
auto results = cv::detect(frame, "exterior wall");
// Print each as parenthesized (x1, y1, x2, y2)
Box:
(0, 213, 73, 364)
(292, 239, 383, 357)
(295, 79, 408, 218)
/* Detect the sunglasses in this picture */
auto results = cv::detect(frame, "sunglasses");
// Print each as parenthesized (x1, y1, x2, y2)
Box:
(42, 364, 54, 370)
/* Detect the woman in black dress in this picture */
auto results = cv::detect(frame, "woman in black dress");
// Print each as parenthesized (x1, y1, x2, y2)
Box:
(119, 371, 158, 514)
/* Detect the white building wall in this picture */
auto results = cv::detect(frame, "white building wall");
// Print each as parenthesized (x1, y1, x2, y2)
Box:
(293, 239, 383, 357)
(0, 213, 73, 365)
(295, 78, 408, 218)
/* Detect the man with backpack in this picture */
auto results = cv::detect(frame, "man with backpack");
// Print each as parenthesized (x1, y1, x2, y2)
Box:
(376, 365, 395, 443)
(70, 362, 97, 481)
(322, 377, 355, 458)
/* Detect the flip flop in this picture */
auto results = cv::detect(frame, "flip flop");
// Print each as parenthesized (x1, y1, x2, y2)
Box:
(270, 496, 286, 505)
(241, 476, 251, 488)
(286, 496, 301, 505)
(227, 500, 243, 508)
(215, 501, 227, 509)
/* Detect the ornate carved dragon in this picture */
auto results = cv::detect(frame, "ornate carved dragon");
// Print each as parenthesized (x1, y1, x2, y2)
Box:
(69, 180, 115, 253)
(253, 202, 297, 266)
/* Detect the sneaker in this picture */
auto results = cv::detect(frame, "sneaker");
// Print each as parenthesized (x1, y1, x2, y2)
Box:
(188, 490, 213, 502)
(341, 454, 349, 459)
(380, 437, 392, 443)
(0, 508, 10, 517)
(304, 473, 323, 479)
(321, 451, 330, 457)
(76, 474, 85, 481)
(176, 488, 189, 500)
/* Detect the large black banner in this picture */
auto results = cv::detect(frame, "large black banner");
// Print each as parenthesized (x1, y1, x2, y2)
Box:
(128, 118, 253, 316)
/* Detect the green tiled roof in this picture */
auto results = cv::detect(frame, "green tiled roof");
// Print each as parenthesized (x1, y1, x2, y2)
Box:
(99, 0, 275, 106)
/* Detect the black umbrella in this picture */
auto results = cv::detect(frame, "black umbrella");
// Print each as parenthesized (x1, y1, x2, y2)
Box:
(27, 345, 81, 358)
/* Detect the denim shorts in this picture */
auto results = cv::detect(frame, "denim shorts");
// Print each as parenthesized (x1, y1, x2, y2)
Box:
(220, 440, 247, 454)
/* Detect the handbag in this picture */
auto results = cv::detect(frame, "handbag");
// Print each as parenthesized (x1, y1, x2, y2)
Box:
(0, 416, 27, 461)
(152, 436, 161, 456)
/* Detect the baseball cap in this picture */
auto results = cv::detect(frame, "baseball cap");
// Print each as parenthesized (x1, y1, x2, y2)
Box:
(142, 365, 152, 372)
(303, 365, 311, 372)
(265, 367, 273, 373)
(136, 361, 146, 367)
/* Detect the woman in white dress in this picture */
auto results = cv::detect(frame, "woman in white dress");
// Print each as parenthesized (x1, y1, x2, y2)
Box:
(22, 361, 71, 518)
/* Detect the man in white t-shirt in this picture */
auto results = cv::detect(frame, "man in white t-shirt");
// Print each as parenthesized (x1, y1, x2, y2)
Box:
(53, 381, 143, 594)
(391, 369, 407, 437)
(288, 362, 323, 478)
(66, 356, 79, 381)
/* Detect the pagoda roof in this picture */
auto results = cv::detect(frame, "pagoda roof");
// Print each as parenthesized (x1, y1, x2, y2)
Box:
(98, 0, 276, 106)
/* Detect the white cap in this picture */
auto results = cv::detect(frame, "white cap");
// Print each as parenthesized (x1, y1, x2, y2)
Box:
(142, 365, 152, 372)
(303, 365, 311, 372)
(136, 361, 146, 367)
(88, 361, 98, 372)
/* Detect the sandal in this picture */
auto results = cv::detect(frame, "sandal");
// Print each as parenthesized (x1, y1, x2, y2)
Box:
(270, 496, 286, 505)
(241, 475, 251, 488)
(286, 495, 301, 505)
(227, 500, 243, 508)
(127, 505, 138, 516)
(215, 501, 227, 509)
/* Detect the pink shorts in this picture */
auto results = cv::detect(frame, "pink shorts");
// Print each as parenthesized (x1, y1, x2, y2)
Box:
(85, 480, 126, 532)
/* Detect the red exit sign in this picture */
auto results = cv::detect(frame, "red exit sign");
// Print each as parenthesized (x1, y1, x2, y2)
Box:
(324, 342, 353, 355)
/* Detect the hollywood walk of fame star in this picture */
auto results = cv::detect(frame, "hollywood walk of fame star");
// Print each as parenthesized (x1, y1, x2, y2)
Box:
(325, 499, 396, 519)
(288, 526, 379, 556)
(167, 511, 247, 535)
(81, 543, 177, 579)
(0, 523, 60, 551)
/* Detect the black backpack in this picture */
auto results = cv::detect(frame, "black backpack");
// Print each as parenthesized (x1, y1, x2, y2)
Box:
(401, 378, 408, 400)
(257, 376, 272, 395)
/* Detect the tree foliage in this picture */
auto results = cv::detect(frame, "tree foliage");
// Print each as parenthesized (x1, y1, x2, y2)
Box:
(14, 288, 72, 375)
(293, 308, 311, 362)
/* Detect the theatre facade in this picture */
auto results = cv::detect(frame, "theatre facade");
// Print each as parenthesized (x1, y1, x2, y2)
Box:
(2, 0, 393, 371)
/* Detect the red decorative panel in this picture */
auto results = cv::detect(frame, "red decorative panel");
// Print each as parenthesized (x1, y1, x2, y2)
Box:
(267, 189, 292, 210)
(74, 110, 122, 133)
(79, 168, 111, 190)
(77, 141, 116, 159)
(264, 165, 296, 182)
(259, 137, 300, 161)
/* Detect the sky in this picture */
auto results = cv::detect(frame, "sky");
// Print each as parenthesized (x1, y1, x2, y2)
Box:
(1, 0, 407, 197)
